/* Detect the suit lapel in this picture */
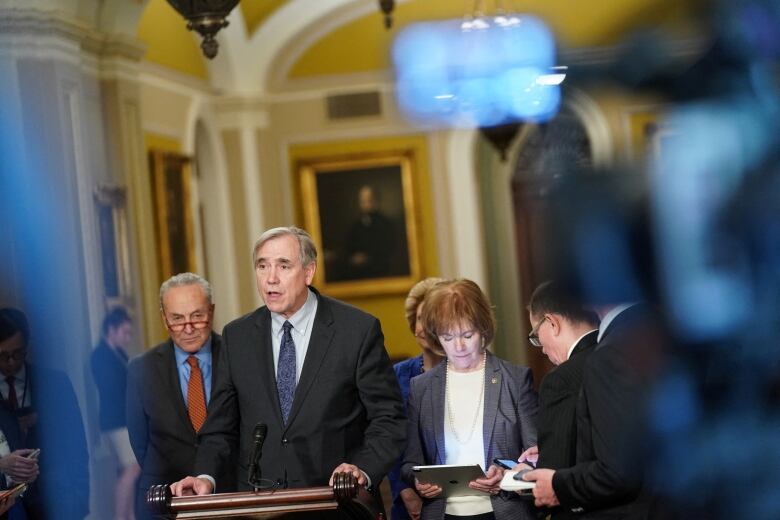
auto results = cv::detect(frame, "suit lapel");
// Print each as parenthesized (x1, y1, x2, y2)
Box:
(482, 353, 501, 466)
(158, 341, 191, 431)
(253, 308, 284, 428)
(206, 332, 221, 414)
(431, 364, 446, 464)
(284, 294, 335, 430)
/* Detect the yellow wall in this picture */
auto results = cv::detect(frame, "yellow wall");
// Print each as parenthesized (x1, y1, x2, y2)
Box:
(145, 133, 180, 154)
(290, 0, 699, 78)
(289, 135, 439, 360)
(137, 0, 209, 80)
(241, 0, 287, 36)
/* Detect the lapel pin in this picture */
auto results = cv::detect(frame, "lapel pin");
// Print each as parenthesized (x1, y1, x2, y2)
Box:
(491, 377, 498, 384)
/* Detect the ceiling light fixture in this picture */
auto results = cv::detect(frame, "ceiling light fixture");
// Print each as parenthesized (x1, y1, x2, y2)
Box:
(378, 0, 396, 29)
(165, 0, 240, 59)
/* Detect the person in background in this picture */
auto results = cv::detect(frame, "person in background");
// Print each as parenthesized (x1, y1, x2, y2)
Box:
(389, 277, 447, 520)
(0, 319, 39, 520)
(127, 273, 234, 519)
(523, 301, 663, 517)
(519, 281, 598, 518)
(91, 307, 140, 520)
(0, 308, 89, 519)
(402, 279, 538, 520)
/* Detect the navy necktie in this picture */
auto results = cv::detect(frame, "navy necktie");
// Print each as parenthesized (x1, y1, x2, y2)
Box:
(277, 321, 297, 424)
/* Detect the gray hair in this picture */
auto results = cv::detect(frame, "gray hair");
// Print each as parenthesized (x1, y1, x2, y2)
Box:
(252, 226, 317, 268)
(159, 272, 213, 309)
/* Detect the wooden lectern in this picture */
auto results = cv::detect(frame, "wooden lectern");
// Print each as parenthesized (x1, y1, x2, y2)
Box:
(146, 472, 385, 519)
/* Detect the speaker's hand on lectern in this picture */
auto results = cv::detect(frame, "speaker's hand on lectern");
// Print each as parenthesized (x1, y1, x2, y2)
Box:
(329, 463, 367, 487)
(170, 476, 214, 496)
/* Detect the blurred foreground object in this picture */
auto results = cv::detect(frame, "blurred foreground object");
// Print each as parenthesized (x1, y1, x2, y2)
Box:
(393, 14, 563, 128)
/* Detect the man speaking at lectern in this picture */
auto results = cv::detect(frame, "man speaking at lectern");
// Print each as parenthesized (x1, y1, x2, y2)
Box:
(171, 226, 406, 504)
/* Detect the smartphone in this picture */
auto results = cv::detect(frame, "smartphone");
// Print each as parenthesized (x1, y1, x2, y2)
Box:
(493, 458, 518, 470)
(26, 449, 40, 460)
(0, 483, 27, 501)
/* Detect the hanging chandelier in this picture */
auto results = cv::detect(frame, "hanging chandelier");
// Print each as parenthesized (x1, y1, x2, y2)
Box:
(379, 0, 395, 29)
(165, 0, 240, 59)
(166, 1, 396, 60)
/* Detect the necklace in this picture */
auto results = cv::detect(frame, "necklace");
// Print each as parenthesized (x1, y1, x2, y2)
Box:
(445, 352, 486, 444)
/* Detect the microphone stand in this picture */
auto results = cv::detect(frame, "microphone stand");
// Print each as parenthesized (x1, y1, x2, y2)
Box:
(248, 454, 262, 492)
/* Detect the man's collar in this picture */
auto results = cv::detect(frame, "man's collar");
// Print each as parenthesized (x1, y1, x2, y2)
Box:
(271, 289, 317, 334)
(566, 329, 598, 360)
(597, 303, 638, 342)
(8, 364, 26, 382)
(173, 335, 213, 364)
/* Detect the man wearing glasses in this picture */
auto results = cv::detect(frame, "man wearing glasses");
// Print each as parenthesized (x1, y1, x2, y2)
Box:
(517, 281, 598, 519)
(127, 273, 234, 520)
(1, 307, 89, 519)
(170, 226, 406, 514)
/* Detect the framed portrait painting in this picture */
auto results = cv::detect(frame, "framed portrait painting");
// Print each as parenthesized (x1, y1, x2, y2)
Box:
(298, 150, 423, 298)
(93, 184, 132, 308)
(148, 150, 197, 282)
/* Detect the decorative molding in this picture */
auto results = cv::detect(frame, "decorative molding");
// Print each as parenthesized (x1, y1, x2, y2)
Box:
(139, 60, 216, 98)
(0, 7, 145, 65)
(0, 8, 92, 43)
(267, 0, 382, 92)
(565, 88, 615, 168)
(213, 97, 270, 129)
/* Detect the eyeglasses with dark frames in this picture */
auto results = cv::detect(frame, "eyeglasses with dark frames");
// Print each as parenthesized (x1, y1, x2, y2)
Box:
(528, 316, 548, 348)
(0, 348, 26, 363)
(164, 310, 211, 332)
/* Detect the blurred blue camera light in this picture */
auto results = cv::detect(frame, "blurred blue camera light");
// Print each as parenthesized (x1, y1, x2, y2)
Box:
(393, 15, 561, 128)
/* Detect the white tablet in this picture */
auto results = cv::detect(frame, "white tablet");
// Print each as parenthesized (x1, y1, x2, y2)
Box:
(412, 464, 487, 497)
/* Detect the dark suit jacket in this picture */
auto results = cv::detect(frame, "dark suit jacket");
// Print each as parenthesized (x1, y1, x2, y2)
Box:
(552, 305, 660, 518)
(537, 330, 598, 471)
(401, 352, 538, 520)
(90, 339, 128, 431)
(537, 331, 597, 520)
(22, 364, 90, 519)
(195, 289, 407, 493)
(127, 333, 235, 516)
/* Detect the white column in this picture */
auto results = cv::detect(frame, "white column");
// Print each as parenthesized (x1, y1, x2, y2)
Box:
(217, 100, 270, 307)
(443, 129, 488, 288)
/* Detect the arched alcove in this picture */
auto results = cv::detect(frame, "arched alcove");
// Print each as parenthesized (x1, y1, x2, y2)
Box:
(507, 90, 608, 381)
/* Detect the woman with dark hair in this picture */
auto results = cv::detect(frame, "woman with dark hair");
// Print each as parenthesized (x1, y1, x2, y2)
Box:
(402, 279, 538, 520)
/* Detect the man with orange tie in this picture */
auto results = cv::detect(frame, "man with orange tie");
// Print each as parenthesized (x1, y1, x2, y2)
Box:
(126, 273, 234, 519)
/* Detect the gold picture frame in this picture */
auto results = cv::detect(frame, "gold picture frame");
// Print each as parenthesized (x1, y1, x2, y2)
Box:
(148, 150, 197, 283)
(298, 150, 423, 298)
(94, 184, 132, 308)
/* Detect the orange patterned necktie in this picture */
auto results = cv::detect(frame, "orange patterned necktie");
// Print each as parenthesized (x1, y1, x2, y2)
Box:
(186, 356, 207, 432)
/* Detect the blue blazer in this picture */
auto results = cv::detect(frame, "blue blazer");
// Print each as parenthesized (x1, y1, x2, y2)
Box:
(401, 352, 538, 520)
(389, 355, 424, 520)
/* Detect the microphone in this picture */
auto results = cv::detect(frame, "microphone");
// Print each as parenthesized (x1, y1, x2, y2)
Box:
(247, 423, 268, 488)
